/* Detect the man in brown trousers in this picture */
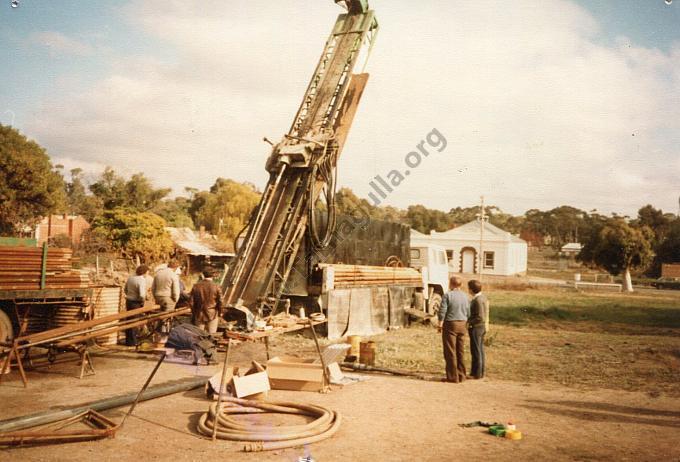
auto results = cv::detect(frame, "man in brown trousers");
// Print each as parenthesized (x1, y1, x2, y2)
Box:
(438, 276, 470, 383)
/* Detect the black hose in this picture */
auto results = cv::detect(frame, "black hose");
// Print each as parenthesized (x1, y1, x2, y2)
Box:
(308, 146, 338, 250)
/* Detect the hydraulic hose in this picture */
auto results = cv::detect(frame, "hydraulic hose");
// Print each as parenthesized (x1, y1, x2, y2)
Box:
(196, 397, 341, 452)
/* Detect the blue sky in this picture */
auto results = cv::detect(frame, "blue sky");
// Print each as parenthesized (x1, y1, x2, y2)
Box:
(1, 0, 679, 217)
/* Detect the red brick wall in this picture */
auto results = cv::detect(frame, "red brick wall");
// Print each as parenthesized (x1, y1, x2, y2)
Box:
(661, 264, 680, 279)
(36, 215, 90, 246)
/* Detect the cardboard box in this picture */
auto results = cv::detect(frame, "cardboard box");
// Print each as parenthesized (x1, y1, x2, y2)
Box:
(232, 371, 271, 398)
(266, 356, 325, 391)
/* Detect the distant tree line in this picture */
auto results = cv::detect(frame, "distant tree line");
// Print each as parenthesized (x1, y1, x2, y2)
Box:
(0, 124, 678, 279)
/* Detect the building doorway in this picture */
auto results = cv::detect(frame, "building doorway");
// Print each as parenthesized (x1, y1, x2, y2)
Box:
(460, 247, 477, 273)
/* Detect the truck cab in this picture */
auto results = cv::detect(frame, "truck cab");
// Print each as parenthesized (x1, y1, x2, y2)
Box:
(410, 244, 449, 316)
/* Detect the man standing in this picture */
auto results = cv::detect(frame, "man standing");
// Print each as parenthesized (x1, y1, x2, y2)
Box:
(152, 261, 181, 311)
(438, 276, 470, 383)
(467, 279, 488, 379)
(190, 269, 223, 334)
(124, 264, 148, 346)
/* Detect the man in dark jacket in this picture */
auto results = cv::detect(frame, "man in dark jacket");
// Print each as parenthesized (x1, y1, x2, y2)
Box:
(190, 269, 222, 334)
(467, 279, 488, 379)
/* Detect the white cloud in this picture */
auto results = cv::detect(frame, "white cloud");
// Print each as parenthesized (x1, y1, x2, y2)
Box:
(29, 31, 93, 57)
(24, 0, 680, 215)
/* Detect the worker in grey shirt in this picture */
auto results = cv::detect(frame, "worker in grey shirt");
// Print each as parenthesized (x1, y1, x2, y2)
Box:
(438, 276, 470, 383)
(152, 260, 181, 311)
(124, 264, 148, 346)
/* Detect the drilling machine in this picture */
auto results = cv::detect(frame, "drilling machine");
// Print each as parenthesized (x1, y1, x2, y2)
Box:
(221, 0, 379, 329)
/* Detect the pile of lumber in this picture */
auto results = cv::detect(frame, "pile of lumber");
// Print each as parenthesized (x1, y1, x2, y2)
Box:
(0, 246, 90, 290)
(320, 264, 422, 288)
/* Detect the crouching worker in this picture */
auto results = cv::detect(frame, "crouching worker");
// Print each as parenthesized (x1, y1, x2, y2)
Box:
(190, 269, 222, 334)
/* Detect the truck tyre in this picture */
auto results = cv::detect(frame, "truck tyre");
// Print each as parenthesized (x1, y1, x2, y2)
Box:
(0, 310, 14, 347)
(428, 293, 442, 317)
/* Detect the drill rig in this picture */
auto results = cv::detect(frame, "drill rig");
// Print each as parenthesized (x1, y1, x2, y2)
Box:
(221, 0, 380, 328)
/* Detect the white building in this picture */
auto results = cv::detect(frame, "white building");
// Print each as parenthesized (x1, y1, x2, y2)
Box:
(560, 242, 583, 256)
(411, 221, 528, 276)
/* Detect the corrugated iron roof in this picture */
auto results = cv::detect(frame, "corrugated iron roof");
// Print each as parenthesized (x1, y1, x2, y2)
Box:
(165, 227, 234, 257)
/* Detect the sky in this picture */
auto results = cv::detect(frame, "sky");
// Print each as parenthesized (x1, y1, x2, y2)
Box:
(1, 0, 679, 217)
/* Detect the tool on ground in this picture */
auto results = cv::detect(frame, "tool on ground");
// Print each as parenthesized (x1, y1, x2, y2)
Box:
(458, 421, 502, 428)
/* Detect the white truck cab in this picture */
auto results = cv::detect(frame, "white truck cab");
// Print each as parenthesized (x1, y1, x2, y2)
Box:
(410, 244, 450, 316)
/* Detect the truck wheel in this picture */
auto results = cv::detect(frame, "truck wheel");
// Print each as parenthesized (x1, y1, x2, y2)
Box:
(428, 293, 442, 317)
(0, 310, 14, 347)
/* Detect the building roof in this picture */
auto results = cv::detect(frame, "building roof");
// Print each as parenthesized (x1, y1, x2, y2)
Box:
(166, 227, 234, 257)
(412, 220, 526, 244)
(561, 242, 583, 252)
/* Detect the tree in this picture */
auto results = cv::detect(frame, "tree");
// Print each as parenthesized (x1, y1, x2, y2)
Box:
(579, 219, 654, 292)
(90, 207, 173, 262)
(635, 204, 671, 246)
(191, 179, 261, 249)
(0, 124, 65, 234)
(65, 168, 103, 221)
(651, 218, 680, 275)
(89, 167, 170, 212)
(405, 205, 453, 233)
(153, 197, 195, 228)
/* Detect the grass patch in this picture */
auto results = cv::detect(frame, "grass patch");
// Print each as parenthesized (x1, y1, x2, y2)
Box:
(270, 288, 680, 396)
(489, 289, 680, 330)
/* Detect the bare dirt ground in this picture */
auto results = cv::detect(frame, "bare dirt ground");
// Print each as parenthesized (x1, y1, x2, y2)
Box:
(1, 337, 680, 462)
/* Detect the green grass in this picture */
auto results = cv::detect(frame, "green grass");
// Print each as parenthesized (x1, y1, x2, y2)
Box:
(489, 289, 680, 329)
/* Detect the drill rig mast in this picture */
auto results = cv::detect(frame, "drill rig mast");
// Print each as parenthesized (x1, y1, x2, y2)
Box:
(221, 1, 379, 326)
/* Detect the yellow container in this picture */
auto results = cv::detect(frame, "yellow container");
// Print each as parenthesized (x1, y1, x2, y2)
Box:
(348, 335, 361, 358)
(505, 430, 522, 440)
(360, 341, 376, 366)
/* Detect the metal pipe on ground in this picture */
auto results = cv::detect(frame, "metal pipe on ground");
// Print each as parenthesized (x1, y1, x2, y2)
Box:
(340, 362, 442, 382)
(0, 376, 208, 433)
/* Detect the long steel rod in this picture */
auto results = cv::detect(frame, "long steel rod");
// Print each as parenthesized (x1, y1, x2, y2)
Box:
(119, 351, 166, 428)
(0, 376, 208, 433)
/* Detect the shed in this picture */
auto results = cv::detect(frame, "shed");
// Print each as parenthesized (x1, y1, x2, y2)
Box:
(166, 227, 235, 275)
(560, 242, 583, 256)
(411, 221, 527, 276)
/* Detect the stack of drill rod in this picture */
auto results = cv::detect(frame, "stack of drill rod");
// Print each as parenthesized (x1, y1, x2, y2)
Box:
(319, 264, 422, 288)
(0, 246, 89, 290)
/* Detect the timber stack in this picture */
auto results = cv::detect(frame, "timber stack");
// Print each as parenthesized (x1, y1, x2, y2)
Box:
(0, 246, 90, 290)
(320, 264, 422, 288)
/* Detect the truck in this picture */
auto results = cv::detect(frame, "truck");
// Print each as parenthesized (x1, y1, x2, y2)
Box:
(409, 243, 450, 317)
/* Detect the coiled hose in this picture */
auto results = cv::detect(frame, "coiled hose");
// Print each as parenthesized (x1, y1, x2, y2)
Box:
(196, 397, 341, 452)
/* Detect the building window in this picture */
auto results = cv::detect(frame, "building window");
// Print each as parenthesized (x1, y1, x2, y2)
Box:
(410, 249, 421, 260)
(446, 250, 453, 260)
(484, 251, 495, 269)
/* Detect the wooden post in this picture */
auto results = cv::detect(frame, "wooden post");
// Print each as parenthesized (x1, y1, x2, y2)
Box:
(308, 320, 331, 391)
(40, 242, 48, 290)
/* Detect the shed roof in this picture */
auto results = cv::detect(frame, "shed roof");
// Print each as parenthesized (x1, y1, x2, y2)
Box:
(166, 227, 234, 257)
